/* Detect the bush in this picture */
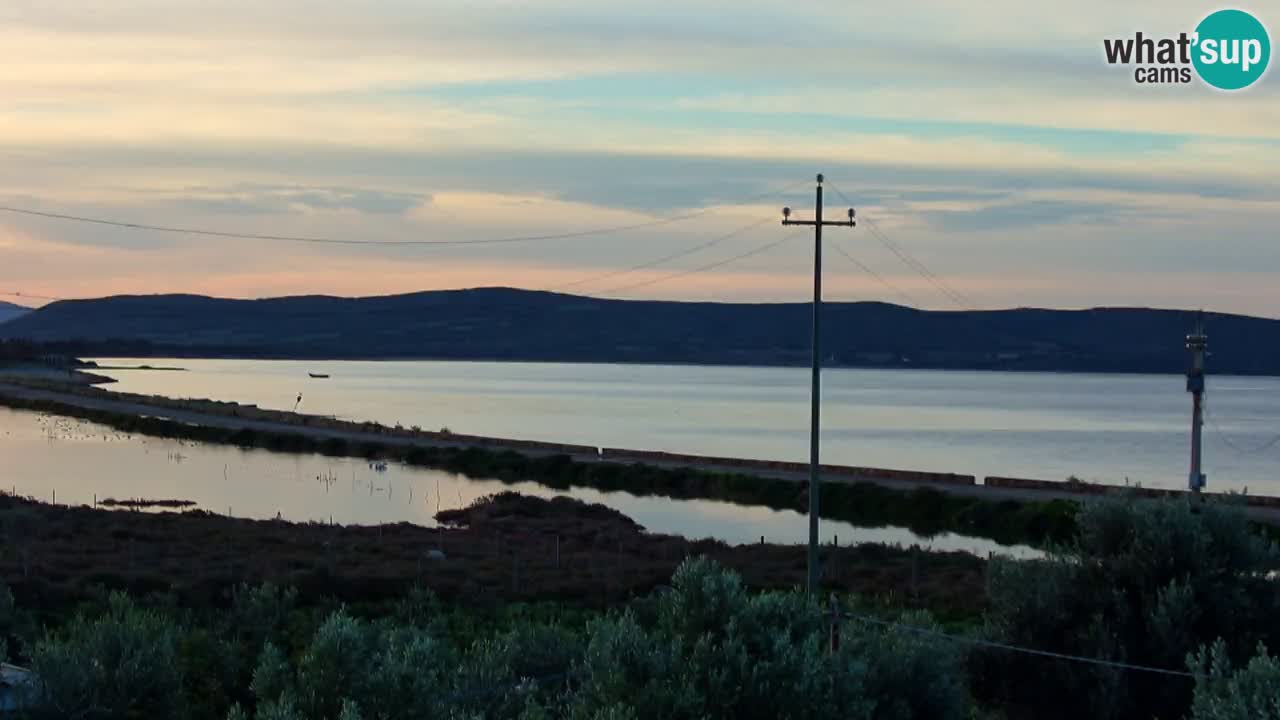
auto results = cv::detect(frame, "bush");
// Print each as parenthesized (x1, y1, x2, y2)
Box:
(242, 610, 456, 720)
(979, 495, 1280, 719)
(28, 592, 182, 719)
(569, 557, 967, 720)
(225, 558, 967, 720)
(845, 611, 966, 720)
(230, 582, 300, 655)
(1189, 640, 1280, 720)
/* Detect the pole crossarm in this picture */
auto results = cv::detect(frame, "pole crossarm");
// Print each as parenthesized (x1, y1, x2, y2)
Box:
(782, 219, 856, 227)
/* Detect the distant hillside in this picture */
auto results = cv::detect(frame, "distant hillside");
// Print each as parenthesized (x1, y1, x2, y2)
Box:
(1, 287, 1275, 374)
(0, 301, 30, 325)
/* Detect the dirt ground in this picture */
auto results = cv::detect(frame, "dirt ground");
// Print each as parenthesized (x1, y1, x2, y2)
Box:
(0, 491, 987, 618)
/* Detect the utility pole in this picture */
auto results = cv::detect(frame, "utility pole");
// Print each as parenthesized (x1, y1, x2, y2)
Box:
(1186, 313, 1208, 494)
(782, 173, 855, 596)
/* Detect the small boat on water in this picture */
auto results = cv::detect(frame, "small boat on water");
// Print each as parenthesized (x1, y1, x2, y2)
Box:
(308, 372, 330, 379)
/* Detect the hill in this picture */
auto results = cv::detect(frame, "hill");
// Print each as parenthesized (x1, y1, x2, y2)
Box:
(1, 287, 1274, 374)
(0, 300, 30, 325)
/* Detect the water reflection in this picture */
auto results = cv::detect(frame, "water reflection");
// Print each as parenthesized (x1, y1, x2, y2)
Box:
(0, 407, 1036, 558)
(89, 358, 1280, 492)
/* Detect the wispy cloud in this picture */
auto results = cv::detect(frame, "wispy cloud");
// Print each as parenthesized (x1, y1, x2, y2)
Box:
(0, 0, 1277, 314)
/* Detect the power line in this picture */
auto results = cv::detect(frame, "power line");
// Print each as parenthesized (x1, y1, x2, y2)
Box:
(1, 219, 779, 302)
(0, 181, 809, 249)
(1204, 402, 1280, 455)
(824, 185, 973, 308)
(548, 216, 773, 292)
(0, 290, 66, 302)
(863, 217, 971, 307)
(842, 612, 1200, 680)
(827, 241, 920, 307)
(0, 204, 706, 247)
(594, 232, 802, 296)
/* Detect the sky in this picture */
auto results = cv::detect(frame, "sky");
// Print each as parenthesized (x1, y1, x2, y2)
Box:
(1, 0, 1278, 314)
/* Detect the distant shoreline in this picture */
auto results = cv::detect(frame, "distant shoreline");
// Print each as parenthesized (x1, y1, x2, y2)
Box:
(0, 364, 116, 386)
(82, 354, 1263, 380)
(89, 363, 187, 372)
(77, 351, 1280, 381)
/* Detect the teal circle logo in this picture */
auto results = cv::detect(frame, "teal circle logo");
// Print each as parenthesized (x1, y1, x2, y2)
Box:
(1192, 9, 1270, 90)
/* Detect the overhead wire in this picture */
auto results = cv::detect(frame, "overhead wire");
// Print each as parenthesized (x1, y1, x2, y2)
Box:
(825, 184, 973, 308)
(0, 290, 67, 302)
(547, 216, 774, 293)
(1204, 399, 1280, 455)
(827, 241, 920, 308)
(0, 179, 810, 249)
(0, 204, 707, 247)
(841, 611, 1200, 680)
(863, 216, 971, 307)
(594, 231, 803, 296)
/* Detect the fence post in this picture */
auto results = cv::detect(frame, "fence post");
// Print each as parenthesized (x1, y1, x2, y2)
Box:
(911, 549, 920, 602)
(828, 593, 841, 654)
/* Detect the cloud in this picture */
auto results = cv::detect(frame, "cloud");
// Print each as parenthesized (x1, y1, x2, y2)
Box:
(0, 0, 1278, 316)
(920, 199, 1125, 232)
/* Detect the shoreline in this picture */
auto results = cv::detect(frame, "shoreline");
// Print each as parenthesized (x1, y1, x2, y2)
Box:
(0, 364, 116, 385)
(83, 353, 1280, 380)
(88, 364, 187, 372)
(5, 374, 1276, 505)
(1, 377, 1277, 546)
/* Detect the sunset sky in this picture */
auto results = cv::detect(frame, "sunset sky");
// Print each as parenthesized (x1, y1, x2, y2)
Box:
(1, 0, 1277, 313)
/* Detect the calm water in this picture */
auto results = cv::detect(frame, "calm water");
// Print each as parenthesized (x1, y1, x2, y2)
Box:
(91, 359, 1280, 493)
(0, 406, 1033, 556)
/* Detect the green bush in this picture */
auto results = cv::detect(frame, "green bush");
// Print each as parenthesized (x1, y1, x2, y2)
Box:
(569, 557, 966, 720)
(1189, 640, 1280, 720)
(844, 611, 966, 720)
(979, 495, 1280, 719)
(28, 592, 182, 719)
(230, 582, 300, 656)
(241, 610, 457, 720)
(1, 556, 973, 719)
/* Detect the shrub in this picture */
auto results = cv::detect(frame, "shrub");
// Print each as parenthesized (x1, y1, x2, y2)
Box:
(843, 611, 966, 720)
(242, 610, 456, 720)
(569, 557, 967, 720)
(7, 557, 967, 720)
(979, 494, 1280, 719)
(1189, 640, 1280, 720)
(230, 582, 300, 655)
(28, 592, 182, 719)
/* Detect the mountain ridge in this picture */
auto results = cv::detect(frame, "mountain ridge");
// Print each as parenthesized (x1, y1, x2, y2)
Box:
(0, 300, 30, 325)
(2, 287, 1274, 374)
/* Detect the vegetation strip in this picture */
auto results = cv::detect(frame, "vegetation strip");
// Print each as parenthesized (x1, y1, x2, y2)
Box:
(2, 493, 1279, 720)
